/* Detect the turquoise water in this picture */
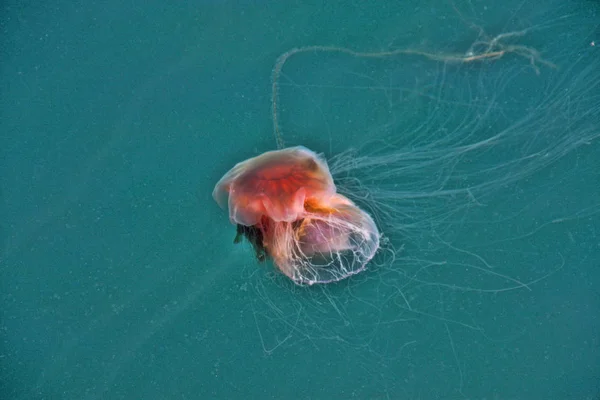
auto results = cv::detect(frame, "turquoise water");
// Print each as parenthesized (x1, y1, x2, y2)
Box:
(2, 1, 599, 399)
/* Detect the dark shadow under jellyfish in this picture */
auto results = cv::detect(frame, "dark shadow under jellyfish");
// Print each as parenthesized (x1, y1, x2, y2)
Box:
(213, 146, 380, 285)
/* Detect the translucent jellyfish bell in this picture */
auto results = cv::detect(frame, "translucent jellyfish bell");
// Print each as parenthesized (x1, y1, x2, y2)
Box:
(213, 146, 380, 285)
(266, 194, 380, 285)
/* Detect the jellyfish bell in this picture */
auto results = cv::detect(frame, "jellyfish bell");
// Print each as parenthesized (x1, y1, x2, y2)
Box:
(212, 146, 336, 226)
(213, 146, 381, 285)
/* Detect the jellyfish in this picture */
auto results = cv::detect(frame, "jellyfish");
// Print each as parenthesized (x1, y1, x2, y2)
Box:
(213, 146, 380, 285)
(212, 8, 599, 291)
(209, 6, 600, 399)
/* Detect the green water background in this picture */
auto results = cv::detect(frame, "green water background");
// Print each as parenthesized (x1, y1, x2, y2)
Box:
(2, 1, 599, 399)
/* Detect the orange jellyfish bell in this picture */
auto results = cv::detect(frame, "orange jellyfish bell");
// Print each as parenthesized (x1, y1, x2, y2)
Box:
(213, 146, 380, 285)
(213, 146, 336, 226)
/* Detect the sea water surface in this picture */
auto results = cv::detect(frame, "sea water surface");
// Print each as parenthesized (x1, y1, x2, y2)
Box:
(2, 1, 599, 399)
